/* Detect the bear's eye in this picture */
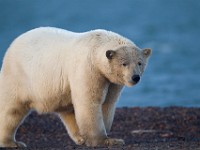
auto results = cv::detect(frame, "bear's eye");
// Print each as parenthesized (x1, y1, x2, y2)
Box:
(138, 62, 142, 66)
(122, 63, 127, 67)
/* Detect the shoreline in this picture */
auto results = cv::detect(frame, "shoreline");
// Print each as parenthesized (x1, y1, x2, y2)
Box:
(10, 107, 200, 149)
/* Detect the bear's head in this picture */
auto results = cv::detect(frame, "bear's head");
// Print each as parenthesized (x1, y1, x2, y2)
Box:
(104, 46, 152, 87)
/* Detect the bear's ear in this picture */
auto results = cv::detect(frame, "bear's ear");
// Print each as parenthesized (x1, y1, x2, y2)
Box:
(142, 48, 152, 58)
(106, 50, 116, 60)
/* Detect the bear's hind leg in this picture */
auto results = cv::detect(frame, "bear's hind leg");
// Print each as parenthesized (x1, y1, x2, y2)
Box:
(0, 99, 29, 148)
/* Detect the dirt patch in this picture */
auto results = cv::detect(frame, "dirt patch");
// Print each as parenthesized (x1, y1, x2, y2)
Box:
(4, 107, 200, 149)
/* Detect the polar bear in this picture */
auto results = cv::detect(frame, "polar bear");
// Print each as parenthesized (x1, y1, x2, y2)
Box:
(0, 27, 151, 147)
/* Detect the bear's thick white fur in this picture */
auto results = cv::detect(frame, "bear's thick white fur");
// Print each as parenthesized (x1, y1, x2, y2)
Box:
(0, 27, 151, 147)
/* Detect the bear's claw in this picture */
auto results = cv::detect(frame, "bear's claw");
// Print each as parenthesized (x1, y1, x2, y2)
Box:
(15, 141, 27, 147)
(74, 136, 85, 145)
(0, 141, 26, 148)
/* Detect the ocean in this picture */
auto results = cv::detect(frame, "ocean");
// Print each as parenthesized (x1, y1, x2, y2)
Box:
(0, 0, 200, 107)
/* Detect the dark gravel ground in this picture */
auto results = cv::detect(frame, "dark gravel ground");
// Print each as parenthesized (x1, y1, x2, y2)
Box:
(3, 107, 200, 150)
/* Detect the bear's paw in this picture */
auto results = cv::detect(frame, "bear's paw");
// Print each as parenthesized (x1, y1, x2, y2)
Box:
(104, 138, 125, 146)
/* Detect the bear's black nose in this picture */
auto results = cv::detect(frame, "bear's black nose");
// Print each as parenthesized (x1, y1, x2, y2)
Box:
(132, 75, 140, 83)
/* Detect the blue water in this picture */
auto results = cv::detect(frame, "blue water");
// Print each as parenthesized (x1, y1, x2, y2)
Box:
(0, 0, 200, 107)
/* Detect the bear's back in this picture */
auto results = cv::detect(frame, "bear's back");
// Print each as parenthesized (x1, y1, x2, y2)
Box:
(11, 27, 78, 47)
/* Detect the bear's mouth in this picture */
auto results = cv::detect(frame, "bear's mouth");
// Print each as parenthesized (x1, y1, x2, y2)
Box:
(125, 80, 139, 87)
(125, 81, 135, 87)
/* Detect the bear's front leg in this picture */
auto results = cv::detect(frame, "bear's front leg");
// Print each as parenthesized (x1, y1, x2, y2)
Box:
(73, 101, 107, 147)
(74, 101, 124, 147)
(102, 84, 123, 133)
(71, 72, 124, 147)
(58, 111, 85, 145)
